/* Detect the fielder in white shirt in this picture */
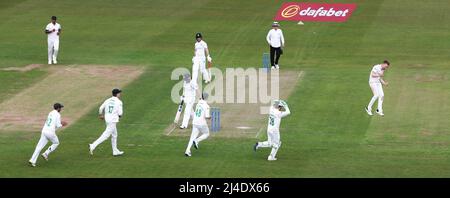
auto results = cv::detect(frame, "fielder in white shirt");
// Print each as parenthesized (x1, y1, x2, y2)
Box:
(192, 33, 212, 85)
(45, 16, 62, 65)
(185, 93, 211, 157)
(254, 100, 290, 161)
(29, 103, 67, 167)
(89, 88, 124, 156)
(365, 60, 391, 116)
(266, 22, 285, 70)
(180, 73, 198, 129)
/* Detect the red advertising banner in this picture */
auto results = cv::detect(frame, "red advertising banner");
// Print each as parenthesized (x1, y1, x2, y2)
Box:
(274, 2, 357, 22)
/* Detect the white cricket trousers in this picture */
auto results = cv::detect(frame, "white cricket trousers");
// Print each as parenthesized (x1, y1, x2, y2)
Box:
(192, 56, 210, 84)
(367, 82, 384, 112)
(91, 122, 120, 154)
(29, 131, 59, 164)
(48, 39, 59, 63)
(185, 124, 210, 153)
(181, 100, 194, 128)
(258, 130, 281, 158)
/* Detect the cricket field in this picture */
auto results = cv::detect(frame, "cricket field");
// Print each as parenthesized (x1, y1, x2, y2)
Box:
(0, 0, 449, 177)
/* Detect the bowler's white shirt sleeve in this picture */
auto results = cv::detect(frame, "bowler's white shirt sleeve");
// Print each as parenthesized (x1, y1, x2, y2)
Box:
(55, 112, 62, 129)
(45, 23, 51, 31)
(280, 30, 285, 46)
(99, 100, 106, 115)
(205, 103, 211, 119)
(280, 105, 290, 118)
(118, 100, 123, 117)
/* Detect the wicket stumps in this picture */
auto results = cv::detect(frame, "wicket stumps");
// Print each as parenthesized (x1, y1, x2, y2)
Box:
(262, 52, 270, 72)
(211, 107, 221, 132)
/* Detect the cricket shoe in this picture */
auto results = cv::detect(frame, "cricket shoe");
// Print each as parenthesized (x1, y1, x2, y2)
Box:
(52, 56, 57, 64)
(180, 126, 187, 129)
(41, 153, 48, 161)
(185, 152, 192, 157)
(113, 151, 124, 156)
(271, 66, 276, 70)
(267, 156, 277, 161)
(376, 109, 384, 116)
(365, 107, 373, 116)
(253, 142, 259, 152)
(88, 144, 94, 155)
(48, 61, 52, 65)
(28, 161, 36, 167)
(193, 140, 199, 150)
(275, 65, 280, 69)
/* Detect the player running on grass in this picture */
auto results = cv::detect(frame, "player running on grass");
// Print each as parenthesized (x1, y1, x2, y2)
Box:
(365, 60, 390, 116)
(185, 93, 211, 157)
(29, 103, 67, 167)
(89, 88, 124, 156)
(254, 100, 290, 161)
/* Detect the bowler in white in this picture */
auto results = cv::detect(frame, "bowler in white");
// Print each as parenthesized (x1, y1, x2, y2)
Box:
(366, 60, 391, 116)
(45, 16, 62, 64)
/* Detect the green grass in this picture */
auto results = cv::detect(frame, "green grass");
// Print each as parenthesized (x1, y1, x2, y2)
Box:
(0, 0, 450, 177)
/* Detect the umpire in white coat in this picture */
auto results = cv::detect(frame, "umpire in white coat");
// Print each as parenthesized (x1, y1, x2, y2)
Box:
(266, 22, 285, 70)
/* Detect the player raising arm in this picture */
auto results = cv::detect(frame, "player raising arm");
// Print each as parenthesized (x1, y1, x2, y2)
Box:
(254, 100, 290, 161)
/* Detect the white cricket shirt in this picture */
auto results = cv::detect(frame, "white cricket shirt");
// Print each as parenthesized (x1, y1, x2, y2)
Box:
(194, 40, 208, 57)
(192, 99, 210, 126)
(369, 64, 383, 83)
(267, 105, 290, 132)
(183, 81, 197, 103)
(42, 110, 62, 133)
(99, 96, 123, 123)
(266, 29, 285, 48)
(46, 22, 61, 41)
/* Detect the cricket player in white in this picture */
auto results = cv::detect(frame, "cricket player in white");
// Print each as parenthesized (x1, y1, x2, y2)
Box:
(45, 16, 62, 65)
(192, 33, 212, 85)
(180, 73, 198, 129)
(254, 100, 290, 161)
(29, 103, 67, 167)
(89, 88, 124, 156)
(365, 60, 390, 116)
(266, 22, 285, 70)
(185, 93, 211, 157)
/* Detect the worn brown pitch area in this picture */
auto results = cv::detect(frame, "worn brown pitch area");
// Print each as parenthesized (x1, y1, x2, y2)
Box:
(0, 64, 144, 132)
(166, 70, 304, 139)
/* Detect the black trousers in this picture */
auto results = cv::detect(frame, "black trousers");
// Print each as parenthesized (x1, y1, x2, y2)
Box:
(270, 46, 282, 66)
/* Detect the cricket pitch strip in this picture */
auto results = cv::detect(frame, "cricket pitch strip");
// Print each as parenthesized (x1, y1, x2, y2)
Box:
(0, 64, 144, 132)
(166, 70, 304, 138)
